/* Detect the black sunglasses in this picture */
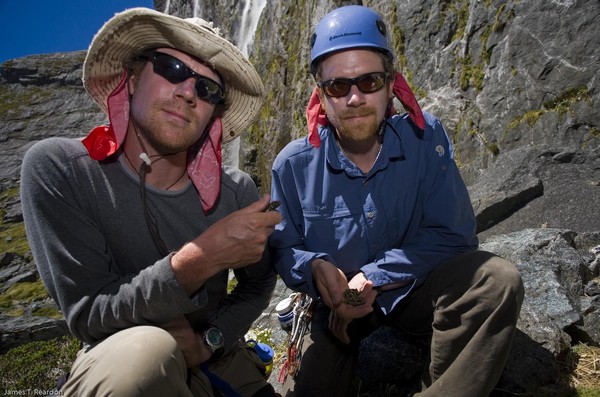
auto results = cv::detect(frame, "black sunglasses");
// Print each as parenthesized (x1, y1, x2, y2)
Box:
(139, 51, 225, 105)
(318, 72, 390, 98)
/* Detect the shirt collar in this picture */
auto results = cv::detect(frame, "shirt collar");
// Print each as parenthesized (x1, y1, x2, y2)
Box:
(323, 117, 405, 176)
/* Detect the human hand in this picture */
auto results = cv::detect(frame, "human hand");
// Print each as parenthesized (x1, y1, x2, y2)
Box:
(160, 316, 211, 367)
(311, 259, 349, 310)
(172, 195, 282, 293)
(329, 272, 378, 344)
(347, 272, 378, 305)
(312, 260, 377, 344)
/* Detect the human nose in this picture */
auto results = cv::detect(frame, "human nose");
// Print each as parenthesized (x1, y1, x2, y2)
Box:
(346, 84, 366, 107)
(174, 77, 197, 103)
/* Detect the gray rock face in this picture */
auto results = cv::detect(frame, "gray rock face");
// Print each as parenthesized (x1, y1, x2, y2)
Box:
(482, 229, 600, 394)
(1, 0, 599, 394)
(246, 0, 600, 235)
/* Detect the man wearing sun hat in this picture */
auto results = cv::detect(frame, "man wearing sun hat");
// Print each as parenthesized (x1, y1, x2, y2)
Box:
(20, 7, 281, 396)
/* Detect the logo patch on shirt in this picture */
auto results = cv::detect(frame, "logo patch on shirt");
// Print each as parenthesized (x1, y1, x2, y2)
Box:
(435, 145, 445, 157)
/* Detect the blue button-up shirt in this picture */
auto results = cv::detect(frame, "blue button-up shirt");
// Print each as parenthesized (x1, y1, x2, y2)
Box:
(270, 112, 478, 314)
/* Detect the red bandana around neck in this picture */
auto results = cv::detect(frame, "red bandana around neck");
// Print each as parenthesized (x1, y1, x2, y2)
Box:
(306, 72, 426, 148)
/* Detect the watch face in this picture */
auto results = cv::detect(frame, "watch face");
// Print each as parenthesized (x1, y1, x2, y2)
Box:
(205, 328, 223, 350)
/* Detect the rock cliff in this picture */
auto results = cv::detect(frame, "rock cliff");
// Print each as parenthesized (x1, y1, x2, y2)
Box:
(1, 0, 599, 394)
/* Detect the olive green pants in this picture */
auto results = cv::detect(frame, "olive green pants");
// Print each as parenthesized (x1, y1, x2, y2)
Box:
(283, 250, 524, 397)
(60, 326, 272, 397)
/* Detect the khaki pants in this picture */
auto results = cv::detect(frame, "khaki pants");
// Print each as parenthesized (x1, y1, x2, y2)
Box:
(283, 250, 524, 397)
(61, 326, 271, 397)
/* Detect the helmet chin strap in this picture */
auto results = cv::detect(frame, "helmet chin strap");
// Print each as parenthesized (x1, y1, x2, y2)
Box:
(377, 102, 392, 137)
(377, 120, 386, 137)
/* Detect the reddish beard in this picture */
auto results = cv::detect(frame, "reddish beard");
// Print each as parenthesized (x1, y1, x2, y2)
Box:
(335, 108, 380, 143)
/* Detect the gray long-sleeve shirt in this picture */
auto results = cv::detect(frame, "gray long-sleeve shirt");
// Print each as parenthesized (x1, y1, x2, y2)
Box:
(20, 137, 276, 350)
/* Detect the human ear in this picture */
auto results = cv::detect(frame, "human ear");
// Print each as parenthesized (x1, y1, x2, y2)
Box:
(127, 73, 137, 96)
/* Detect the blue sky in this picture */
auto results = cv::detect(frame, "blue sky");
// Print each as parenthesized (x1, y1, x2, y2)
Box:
(0, 0, 155, 63)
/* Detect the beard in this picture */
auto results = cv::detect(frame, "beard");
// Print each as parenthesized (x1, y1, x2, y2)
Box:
(333, 108, 381, 143)
(131, 100, 208, 156)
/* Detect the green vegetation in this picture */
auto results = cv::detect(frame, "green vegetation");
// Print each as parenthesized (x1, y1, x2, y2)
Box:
(227, 274, 238, 293)
(1, 334, 597, 394)
(457, 54, 488, 92)
(544, 86, 591, 115)
(454, 112, 500, 167)
(250, 327, 272, 348)
(459, 56, 472, 91)
(451, 0, 470, 43)
(389, 3, 409, 80)
(245, 0, 313, 191)
(446, 1, 517, 92)
(0, 85, 53, 118)
(492, 4, 515, 33)
(0, 336, 79, 392)
(508, 86, 591, 129)
(0, 187, 30, 256)
(31, 305, 63, 319)
(0, 280, 49, 309)
(0, 222, 29, 257)
(388, 4, 427, 101)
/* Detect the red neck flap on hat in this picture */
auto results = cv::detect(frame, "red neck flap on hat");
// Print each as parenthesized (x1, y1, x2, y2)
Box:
(306, 72, 425, 148)
(187, 118, 223, 214)
(82, 71, 130, 160)
(82, 71, 223, 214)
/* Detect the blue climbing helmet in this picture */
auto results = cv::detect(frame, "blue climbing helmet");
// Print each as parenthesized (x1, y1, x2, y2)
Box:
(310, 5, 392, 75)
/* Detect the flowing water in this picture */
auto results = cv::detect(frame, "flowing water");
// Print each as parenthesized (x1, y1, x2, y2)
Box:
(160, 0, 265, 169)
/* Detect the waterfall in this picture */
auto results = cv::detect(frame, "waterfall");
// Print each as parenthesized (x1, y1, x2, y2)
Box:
(160, 0, 266, 170)
(224, 0, 267, 169)
(162, 0, 200, 17)
(237, 0, 267, 57)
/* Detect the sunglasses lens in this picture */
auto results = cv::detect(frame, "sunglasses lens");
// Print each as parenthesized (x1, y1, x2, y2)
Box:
(150, 53, 224, 104)
(357, 74, 386, 93)
(320, 72, 388, 98)
(195, 78, 224, 104)
(153, 54, 187, 84)
(323, 80, 351, 97)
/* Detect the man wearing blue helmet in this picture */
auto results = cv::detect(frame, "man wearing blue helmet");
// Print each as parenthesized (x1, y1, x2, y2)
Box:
(270, 5, 524, 397)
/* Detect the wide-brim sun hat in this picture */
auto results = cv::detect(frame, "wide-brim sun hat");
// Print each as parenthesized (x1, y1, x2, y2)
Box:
(83, 7, 265, 144)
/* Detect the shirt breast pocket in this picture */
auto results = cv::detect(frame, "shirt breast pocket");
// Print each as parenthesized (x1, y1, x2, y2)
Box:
(302, 205, 366, 269)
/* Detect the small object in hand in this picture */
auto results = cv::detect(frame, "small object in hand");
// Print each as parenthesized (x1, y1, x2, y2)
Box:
(265, 201, 280, 212)
(343, 288, 366, 306)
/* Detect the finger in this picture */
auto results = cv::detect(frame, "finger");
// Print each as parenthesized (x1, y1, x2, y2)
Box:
(325, 268, 348, 308)
(329, 312, 350, 344)
(329, 312, 342, 341)
(160, 315, 189, 330)
(336, 302, 374, 320)
(328, 309, 335, 331)
(338, 327, 350, 344)
(363, 289, 378, 305)
(262, 209, 283, 227)
(318, 280, 335, 309)
(237, 195, 272, 214)
(358, 287, 378, 307)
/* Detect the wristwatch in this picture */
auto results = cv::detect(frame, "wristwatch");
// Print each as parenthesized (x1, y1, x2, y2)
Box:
(202, 327, 224, 354)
